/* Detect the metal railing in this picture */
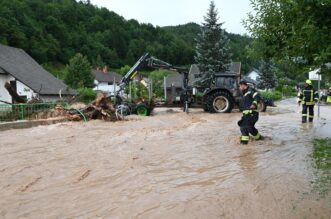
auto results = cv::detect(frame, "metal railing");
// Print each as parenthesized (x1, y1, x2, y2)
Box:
(0, 102, 69, 122)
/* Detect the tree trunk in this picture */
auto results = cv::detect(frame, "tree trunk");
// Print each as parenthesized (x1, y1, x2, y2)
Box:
(4, 82, 26, 103)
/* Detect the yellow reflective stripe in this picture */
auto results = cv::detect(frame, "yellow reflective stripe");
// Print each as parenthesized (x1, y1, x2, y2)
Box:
(252, 133, 261, 140)
(309, 115, 314, 118)
(244, 91, 251, 96)
(243, 109, 259, 114)
(243, 110, 253, 114)
(241, 136, 250, 141)
(253, 92, 258, 98)
(305, 102, 315, 105)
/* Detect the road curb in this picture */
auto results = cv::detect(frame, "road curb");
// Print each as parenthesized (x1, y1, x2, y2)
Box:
(0, 118, 68, 131)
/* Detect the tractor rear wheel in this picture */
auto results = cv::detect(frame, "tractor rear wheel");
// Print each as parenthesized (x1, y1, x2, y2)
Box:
(206, 91, 234, 113)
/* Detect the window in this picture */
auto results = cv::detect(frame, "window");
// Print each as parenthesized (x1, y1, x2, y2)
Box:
(216, 77, 238, 89)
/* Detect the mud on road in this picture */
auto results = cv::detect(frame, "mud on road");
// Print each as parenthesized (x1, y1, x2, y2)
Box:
(0, 99, 330, 218)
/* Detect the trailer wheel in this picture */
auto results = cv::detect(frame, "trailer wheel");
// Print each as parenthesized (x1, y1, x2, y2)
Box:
(136, 104, 150, 116)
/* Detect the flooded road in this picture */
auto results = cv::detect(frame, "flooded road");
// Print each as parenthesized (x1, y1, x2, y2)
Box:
(0, 99, 330, 218)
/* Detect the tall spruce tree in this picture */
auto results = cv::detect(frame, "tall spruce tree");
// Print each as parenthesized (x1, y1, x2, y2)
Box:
(195, 1, 231, 75)
(257, 59, 277, 90)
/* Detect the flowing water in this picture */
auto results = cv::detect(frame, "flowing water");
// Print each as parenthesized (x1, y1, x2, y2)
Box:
(0, 99, 330, 218)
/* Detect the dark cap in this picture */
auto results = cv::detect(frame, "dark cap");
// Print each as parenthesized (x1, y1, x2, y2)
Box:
(239, 80, 248, 85)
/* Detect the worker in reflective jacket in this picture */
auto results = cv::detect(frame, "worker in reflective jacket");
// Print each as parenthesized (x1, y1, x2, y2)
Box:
(238, 81, 263, 144)
(298, 80, 319, 123)
(327, 87, 331, 103)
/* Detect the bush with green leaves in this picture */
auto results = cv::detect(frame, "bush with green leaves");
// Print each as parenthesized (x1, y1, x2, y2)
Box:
(119, 65, 131, 76)
(260, 91, 282, 101)
(77, 88, 97, 103)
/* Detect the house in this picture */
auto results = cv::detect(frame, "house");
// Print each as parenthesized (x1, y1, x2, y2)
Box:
(0, 44, 75, 104)
(244, 68, 261, 85)
(92, 69, 122, 94)
(246, 68, 260, 81)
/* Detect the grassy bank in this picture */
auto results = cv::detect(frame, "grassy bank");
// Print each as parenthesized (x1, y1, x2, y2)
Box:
(311, 138, 331, 197)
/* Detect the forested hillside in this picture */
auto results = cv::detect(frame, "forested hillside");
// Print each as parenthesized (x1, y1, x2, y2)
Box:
(0, 0, 257, 73)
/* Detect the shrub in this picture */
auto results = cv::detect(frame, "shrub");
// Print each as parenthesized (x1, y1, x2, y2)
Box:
(279, 85, 297, 97)
(77, 88, 97, 103)
(260, 91, 282, 101)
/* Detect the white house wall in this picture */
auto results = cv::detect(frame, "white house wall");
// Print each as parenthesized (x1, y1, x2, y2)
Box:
(248, 71, 259, 81)
(39, 95, 62, 102)
(0, 74, 13, 103)
(0, 74, 36, 103)
(94, 82, 120, 94)
(16, 80, 36, 100)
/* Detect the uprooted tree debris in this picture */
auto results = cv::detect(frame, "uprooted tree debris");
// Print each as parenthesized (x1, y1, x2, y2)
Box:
(67, 93, 119, 121)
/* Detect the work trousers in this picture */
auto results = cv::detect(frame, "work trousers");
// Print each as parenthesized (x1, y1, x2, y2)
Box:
(302, 104, 314, 123)
(239, 113, 260, 144)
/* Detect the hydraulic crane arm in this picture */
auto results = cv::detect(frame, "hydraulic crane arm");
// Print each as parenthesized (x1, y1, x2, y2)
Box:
(118, 53, 151, 90)
(118, 53, 189, 90)
(117, 53, 190, 112)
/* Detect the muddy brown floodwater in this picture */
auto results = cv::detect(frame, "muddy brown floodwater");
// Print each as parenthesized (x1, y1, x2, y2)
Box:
(0, 99, 330, 219)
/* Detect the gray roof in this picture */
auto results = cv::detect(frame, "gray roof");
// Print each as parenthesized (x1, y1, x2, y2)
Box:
(92, 70, 122, 83)
(0, 44, 75, 95)
(0, 67, 6, 74)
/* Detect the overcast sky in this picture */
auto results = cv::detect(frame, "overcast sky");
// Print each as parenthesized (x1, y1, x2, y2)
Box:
(89, 0, 252, 34)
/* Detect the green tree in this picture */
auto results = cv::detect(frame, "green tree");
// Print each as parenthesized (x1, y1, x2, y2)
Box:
(119, 65, 131, 75)
(65, 53, 93, 89)
(0, 0, 260, 76)
(257, 59, 277, 90)
(245, 0, 331, 69)
(195, 1, 231, 74)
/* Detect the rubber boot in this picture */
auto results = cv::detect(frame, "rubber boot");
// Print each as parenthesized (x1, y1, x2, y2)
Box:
(253, 133, 263, 141)
(240, 136, 249, 145)
(302, 117, 307, 123)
